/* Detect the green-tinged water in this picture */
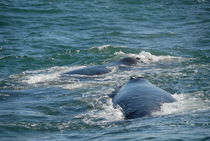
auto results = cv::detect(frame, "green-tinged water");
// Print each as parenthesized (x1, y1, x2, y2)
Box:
(0, 0, 210, 141)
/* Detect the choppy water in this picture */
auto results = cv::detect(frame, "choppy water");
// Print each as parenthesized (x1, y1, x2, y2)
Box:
(0, 0, 210, 141)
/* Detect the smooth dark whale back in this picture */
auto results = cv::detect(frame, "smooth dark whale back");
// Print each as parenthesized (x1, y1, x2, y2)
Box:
(115, 57, 138, 66)
(65, 57, 138, 76)
(111, 77, 176, 119)
(65, 65, 112, 75)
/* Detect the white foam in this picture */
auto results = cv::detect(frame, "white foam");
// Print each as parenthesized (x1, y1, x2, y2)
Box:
(82, 92, 210, 123)
(22, 73, 58, 84)
(152, 93, 209, 116)
(11, 55, 208, 122)
(114, 51, 183, 64)
(62, 81, 92, 90)
(78, 92, 210, 123)
(21, 66, 85, 86)
(76, 97, 123, 125)
(19, 65, 120, 90)
(19, 51, 183, 87)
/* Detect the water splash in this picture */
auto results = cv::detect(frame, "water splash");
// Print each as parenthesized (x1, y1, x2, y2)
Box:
(76, 97, 124, 126)
(114, 51, 183, 64)
(152, 93, 210, 116)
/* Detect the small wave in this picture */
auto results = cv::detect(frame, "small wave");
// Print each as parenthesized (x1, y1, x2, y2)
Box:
(90, 45, 127, 51)
(115, 51, 183, 64)
(197, 0, 206, 3)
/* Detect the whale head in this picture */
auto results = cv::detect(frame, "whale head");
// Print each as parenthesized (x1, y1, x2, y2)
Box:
(118, 57, 139, 66)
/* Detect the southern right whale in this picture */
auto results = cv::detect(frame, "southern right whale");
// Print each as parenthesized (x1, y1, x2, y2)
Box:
(110, 76, 176, 119)
(65, 57, 139, 76)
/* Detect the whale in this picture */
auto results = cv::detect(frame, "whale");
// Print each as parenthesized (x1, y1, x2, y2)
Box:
(110, 76, 176, 119)
(65, 57, 139, 76)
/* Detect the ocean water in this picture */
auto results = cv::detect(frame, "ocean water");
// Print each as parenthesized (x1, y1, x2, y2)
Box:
(0, 0, 210, 140)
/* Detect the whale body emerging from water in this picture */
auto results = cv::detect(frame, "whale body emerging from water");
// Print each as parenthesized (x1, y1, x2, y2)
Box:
(110, 76, 176, 119)
(65, 57, 139, 76)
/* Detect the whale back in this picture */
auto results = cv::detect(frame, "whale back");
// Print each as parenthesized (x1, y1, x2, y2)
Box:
(120, 57, 138, 65)
(111, 57, 138, 66)
(65, 65, 112, 75)
(112, 77, 176, 119)
(65, 57, 137, 76)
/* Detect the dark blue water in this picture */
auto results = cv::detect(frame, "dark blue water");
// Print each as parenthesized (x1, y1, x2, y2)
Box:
(0, 0, 210, 140)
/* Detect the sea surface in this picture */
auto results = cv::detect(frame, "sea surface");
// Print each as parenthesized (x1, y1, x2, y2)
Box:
(0, 0, 210, 141)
